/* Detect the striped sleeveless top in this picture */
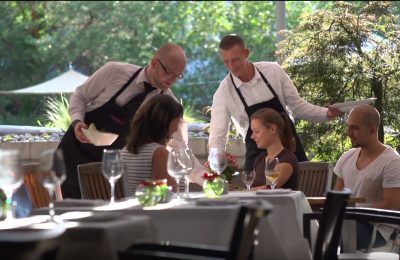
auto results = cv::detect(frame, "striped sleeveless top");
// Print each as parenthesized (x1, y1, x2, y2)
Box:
(120, 143, 186, 197)
(121, 143, 163, 197)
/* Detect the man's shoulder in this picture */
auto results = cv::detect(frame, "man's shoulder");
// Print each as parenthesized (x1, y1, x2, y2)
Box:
(341, 147, 360, 158)
(102, 61, 141, 71)
(337, 148, 360, 164)
(381, 146, 400, 162)
(214, 75, 231, 96)
(254, 61, 281, 71)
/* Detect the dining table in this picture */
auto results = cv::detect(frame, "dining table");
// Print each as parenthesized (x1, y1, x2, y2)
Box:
(31, 190, 315, 260)
(24, 201, 157, 260)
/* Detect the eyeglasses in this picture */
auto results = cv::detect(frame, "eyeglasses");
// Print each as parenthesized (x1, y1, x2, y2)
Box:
(157, 59, 184, 80)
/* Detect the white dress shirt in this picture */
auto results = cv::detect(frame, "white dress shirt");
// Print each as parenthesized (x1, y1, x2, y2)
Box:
(209, 61, 329, 149)
(69, 61, 204, 185)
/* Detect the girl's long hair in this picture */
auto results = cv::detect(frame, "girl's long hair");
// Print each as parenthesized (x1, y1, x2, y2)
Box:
(126, 95, 183, 154)
(251, 108, 296, 152)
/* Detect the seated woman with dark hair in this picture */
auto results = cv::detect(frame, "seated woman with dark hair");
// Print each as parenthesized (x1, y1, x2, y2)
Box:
(121, 95, 183, 196)
(250, 108, 299, 189)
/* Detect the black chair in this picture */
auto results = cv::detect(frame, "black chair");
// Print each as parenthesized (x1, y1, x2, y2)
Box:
(338, 207, 400, 259)
(303, 188, 352, 260)
(118, 204, 271, 260)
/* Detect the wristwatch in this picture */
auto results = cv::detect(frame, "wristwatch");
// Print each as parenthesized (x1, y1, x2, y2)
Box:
(71, 120, 81, 128)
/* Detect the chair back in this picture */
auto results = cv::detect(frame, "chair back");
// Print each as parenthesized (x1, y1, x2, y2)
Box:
(77, 162, 125, 200)
(229, 204, 272, 260)
(21, 162, 50, 208)
(297, 162, 333, 197)
(314, 189, 351, 260)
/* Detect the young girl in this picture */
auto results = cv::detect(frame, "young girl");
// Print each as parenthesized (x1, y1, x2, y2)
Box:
(121, 95, 183, 196)
(250, 108, 299, 189)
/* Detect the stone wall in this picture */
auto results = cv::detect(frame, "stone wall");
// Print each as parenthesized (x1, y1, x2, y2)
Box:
(0, 137, 247, 167)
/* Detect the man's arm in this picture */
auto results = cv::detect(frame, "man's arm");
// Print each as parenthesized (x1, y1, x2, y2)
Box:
(274, 63, 331, 122)
(208, 91, 231, 149)
(334, 176, 345, 190)
(370, 188, 400, 210)
(68, 62, 114, 123)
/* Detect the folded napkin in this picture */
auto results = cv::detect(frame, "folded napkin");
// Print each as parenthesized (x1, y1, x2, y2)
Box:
(255, 189, 292, 195)
(195, 197, 239, 206)
(54, 199, 107, 207)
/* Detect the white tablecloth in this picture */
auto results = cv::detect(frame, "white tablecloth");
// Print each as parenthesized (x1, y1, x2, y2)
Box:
(225, 191, 313, 260)
(29, 210, 156, 260)
(32, 191, 313, 260)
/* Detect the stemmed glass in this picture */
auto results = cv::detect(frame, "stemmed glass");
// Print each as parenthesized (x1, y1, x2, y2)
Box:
(167, 148, 191, 202)
(101, 149, 124, 204)
(208, 148, 227, 175)
(38, 149, 66, 222)
(183, 149, 194, 198)
(241, 171, 256, 191)
(0, 149, 22, 221)
(265, 157, 280, 189)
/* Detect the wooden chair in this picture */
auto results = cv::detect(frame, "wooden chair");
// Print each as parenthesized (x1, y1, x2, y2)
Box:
(77, 162, 125, 200)
(21, 162, 50, 208)
(297, 161, 333, 197)
(118, 204, 272, 260)
(303, 188, 352, 260)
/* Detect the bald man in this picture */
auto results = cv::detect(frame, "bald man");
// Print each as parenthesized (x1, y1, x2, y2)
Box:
(334, 105, 400, 250)
(59, 43, 203, 198)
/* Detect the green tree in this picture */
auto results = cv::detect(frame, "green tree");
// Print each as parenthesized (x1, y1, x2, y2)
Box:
(277, 1, 400, 160)
(0, 1, 343, 132)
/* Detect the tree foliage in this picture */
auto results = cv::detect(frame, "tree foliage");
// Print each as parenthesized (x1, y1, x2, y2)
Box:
(3, 1, 399, 159)
(277, 1, 400, 160)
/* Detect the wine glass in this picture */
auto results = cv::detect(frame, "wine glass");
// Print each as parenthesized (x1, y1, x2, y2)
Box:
(183, 149, 194, 198)
(0, 149, 22, 221)
(101, 149, 124, 204)
(265, 158, 280, 189)
(208, 148, 227, 175)
(241, 171, 256, 191)
(38, 149, 66, 222)
(167, 148, 191, 202)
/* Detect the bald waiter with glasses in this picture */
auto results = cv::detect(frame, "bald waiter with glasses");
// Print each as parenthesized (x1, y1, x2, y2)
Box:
(59, 43, 204, 199)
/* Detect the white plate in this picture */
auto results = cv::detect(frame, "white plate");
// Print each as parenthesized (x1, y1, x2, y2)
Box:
(329, 98, 377, 113)
(256, 189, 292, 195)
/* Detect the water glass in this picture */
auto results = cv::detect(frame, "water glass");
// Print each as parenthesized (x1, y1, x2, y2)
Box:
(241, 170, 256, 191)
(208, 148, 227, 175)
(101, 149, 124, 204)
(0, 149, 22, 221)
(38, 149, 66, 222)
(265, 157, 280, 189)
(183, 149, 194, 198)
(167, 148, 191, 201)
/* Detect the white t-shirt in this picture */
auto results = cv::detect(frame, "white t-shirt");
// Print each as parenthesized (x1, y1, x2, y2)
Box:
(334, 146, 400, 241)
(334, 146, 400, 204)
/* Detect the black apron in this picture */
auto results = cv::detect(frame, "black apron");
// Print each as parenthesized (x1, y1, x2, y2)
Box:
(230, 67, 308, 171)
(58, 67, 157, 198)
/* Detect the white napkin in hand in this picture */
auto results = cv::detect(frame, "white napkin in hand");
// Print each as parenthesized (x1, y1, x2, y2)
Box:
(81, 123, 118, 146)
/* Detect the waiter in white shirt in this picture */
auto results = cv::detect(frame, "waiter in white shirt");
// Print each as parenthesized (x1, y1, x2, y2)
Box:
(59, 43, 203, 199)
(209, 34, 343, 170)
